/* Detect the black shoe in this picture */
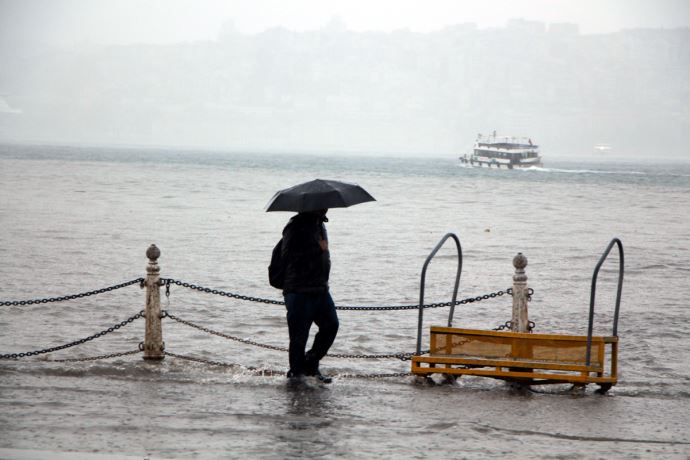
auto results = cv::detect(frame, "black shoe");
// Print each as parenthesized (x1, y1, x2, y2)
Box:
(287, 370, 305, 380)
(310, 370, 332, 384)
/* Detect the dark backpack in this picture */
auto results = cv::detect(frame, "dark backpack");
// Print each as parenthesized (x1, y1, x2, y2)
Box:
(268, 238, 285, 289)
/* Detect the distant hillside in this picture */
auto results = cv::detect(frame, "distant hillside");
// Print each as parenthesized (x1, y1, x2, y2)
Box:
(1, 21, 688, 156)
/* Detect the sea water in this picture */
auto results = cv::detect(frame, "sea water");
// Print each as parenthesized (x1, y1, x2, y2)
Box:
(1, 144, 689, 459)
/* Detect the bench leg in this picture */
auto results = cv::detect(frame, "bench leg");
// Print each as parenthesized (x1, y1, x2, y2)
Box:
(442, 373, 459, 385)
(569, 384, 586, 395)
(507, 380, 531, 393)
(596, 383, 612, 395)
(413, 375, 436, 385)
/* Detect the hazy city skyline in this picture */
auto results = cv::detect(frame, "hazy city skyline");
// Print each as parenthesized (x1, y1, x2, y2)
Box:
(1, 1, 688, 158)
(2, 0, 690, 45)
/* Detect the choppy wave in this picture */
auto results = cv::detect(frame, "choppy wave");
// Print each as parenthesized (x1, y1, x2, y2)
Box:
(519, 166, 646, 175)
(626, 263, 690, 274)
(520, 165, 690, 180)
(2, 145, 690, 459)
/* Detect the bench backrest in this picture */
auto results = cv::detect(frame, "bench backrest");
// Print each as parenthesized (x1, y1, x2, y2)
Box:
(430, 327, 606, 367)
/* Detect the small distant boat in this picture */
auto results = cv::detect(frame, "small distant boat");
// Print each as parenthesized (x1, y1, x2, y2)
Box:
(459, 132, 543, 169)
(594, 144, 613, 154)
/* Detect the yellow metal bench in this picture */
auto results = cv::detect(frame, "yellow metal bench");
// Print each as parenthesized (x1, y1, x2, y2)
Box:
(411, 327, 618, 387)
(410, 235, 623, 393)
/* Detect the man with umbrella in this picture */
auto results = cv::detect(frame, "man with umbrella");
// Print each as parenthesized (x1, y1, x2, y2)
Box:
(266, 179, 375, 383)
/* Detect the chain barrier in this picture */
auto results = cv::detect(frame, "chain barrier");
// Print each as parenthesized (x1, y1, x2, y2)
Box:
(0, 275, 533, 365)
(163, 311, 290, 353)
(0, 310, 144, 359)
(0, 278, 145, 307)
(333, 290, 509, 311)
(0, 277, 528, 312)
(338, 372, 413, 379)
(162, 278, 514, 311)
(493, 321, 512, 331)
(163, 279, 284, 306)
(327, 351, 426, 361)
(162, 311, 424, 360)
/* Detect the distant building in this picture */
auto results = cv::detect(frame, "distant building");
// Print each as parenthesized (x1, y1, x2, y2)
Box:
(548, 23, 580, 37)
(506, 18, 546, 35)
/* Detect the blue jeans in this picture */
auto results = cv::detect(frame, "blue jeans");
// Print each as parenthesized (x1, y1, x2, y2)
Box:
(284, 291, 339, 376)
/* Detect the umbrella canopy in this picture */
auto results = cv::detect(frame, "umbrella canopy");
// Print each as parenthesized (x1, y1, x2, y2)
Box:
(265, 179, 375, 212)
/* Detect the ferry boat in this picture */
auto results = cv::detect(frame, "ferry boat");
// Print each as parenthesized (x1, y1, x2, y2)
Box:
(460, 132, 543, 169)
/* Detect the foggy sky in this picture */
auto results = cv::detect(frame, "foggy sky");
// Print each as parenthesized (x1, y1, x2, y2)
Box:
(0, 1, 689, 158)
(2, 0, 690, 45)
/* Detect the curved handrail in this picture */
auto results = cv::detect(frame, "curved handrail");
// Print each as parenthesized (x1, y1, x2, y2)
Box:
(415, 233, 463, 355)
(585, 237, 624, 365)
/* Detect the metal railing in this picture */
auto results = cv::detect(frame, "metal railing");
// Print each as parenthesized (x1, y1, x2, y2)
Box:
(2, 239, 621, 383)
(416, 233, 462, 355)
(586, 237, 624, 365)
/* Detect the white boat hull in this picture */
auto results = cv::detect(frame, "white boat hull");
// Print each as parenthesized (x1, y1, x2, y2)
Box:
(459, 133, 543, 169)
(460, 156, 543, 169)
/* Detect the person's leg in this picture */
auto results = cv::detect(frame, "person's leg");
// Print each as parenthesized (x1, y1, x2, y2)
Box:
(285, 292, 313, 377)
(305, 292, 339, 374)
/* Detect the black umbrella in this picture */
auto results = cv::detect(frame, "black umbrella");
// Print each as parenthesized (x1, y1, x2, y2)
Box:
(265, 179, 376, 212)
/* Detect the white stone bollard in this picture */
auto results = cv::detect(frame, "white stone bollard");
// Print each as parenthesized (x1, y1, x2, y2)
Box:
(511, 253, 530, 333)
(143, 244, 164, 360)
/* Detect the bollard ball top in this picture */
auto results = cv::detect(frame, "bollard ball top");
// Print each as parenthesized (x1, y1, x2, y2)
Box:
(146, 244, 161, 261)
(513, 252, 527, 269)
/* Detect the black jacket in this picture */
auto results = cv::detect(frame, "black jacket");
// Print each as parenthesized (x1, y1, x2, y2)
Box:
(281, 212, 330, 293)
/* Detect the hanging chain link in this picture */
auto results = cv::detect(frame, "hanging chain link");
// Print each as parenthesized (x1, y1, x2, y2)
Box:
(491, 288, 536, 332)
(333, 290, 509, 311)
(0, 310, 144, 359)
(163, 310, 290, 352)
(327, 351, 426, 361)
(493, 320, 536, 332)
(162, 278, 513, 311)
(0, 278, 145, 307)
(338, 372, 413, 379)
(493, 321, 513, 331)
(163, 311, 423, 360)
(163, 279, 285, 305)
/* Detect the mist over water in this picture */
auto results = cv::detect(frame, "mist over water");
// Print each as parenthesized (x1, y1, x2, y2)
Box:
(1, 16, 689, 158)
(1, 145, 689, 458)
(1, 1, 689, 457)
